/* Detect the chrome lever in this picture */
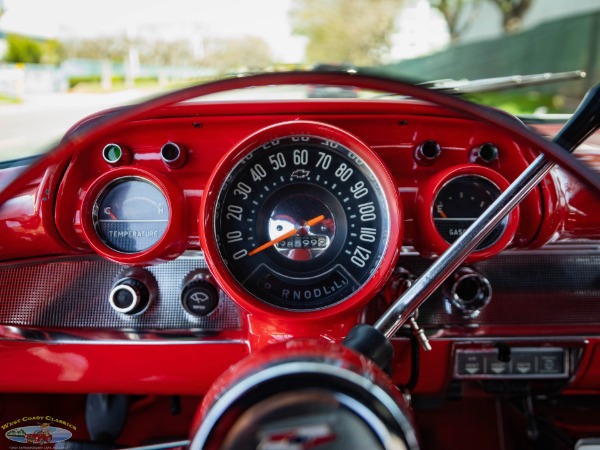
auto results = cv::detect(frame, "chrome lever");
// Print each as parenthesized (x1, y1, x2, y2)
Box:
(374, 83, 600, 340)
(408, 316, 431, 352)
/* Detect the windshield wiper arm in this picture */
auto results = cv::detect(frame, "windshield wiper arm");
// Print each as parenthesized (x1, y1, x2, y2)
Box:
(424, 70, 586, 94)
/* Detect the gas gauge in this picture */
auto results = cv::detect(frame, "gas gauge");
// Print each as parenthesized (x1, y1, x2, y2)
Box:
(433, 175, 505, 250)
(415, 165, 519, 261)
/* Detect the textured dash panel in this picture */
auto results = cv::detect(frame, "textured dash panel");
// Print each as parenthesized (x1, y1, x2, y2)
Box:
(0, 254, 240, 330)
(402, 250, 600, 327)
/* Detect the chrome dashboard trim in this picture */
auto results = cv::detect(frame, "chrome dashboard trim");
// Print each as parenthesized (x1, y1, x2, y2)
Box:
(400, 242, 600, 257)
(391, 249, 600, 329)
(123, 440, 192, 450)
(453, 347, 570, 380)
(420, 336, 591, 343)
(2, 245, 600, 341)
(0, 325, 245, 345)
(0, 252, 241, 332)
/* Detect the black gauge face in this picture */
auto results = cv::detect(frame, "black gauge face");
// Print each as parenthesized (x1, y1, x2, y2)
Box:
(93, 178, 169, 253)
(433, 175, 506, 250)
(215, 135, 391, 311)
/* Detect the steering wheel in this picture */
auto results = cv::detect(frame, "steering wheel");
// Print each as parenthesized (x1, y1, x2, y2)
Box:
(1, 72, 598, 207)
(1, 72, 598, 450)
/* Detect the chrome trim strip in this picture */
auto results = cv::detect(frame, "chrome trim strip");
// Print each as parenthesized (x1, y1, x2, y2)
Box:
(123, 440, 191, 450)
(397, 243, 600, 257)
(416, 335, 591, 343)
(0, 326, 245, 345)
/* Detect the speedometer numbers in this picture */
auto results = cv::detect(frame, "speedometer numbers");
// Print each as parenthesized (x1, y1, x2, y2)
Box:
(201, 122, 402, 314)
(218, 137, 387, 309)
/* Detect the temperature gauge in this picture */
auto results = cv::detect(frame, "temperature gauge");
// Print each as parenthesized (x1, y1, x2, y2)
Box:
(92, 177, 170, 253)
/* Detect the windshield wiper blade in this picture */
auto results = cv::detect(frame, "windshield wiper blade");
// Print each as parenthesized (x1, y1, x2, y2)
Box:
(424, 70, 586, 94)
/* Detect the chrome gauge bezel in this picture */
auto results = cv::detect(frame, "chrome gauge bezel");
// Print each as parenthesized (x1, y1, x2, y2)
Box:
(200, 121, 403, 317)
(214, 135, 392, 311)
(415, 164, 520, 263)
(432, 174, 507, 251)
(91, 176, 171, 254)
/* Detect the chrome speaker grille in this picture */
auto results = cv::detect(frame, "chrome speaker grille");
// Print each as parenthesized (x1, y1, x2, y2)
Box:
(0, 253, 240, 330)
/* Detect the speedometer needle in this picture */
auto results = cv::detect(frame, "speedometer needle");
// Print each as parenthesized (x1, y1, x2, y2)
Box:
(248, 215, 325, 256)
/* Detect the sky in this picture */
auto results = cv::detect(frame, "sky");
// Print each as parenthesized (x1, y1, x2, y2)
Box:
(0, 0, 307, 62)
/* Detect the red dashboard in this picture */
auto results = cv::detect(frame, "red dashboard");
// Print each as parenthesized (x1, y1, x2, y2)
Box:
(57, 100, 544, 262)
(1, 74, 600, 449)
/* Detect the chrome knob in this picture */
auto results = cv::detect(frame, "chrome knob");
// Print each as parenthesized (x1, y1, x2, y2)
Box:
(443, 266, 492, 318)
(109, 269, 157, 315)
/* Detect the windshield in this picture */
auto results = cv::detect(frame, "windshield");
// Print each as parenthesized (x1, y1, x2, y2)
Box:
(0, 0, 598, 162)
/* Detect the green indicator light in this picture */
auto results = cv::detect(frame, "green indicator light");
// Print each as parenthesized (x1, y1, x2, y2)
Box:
(103, 144, 123, 163)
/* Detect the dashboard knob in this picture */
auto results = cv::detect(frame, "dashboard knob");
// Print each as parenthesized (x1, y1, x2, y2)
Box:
(443, 266, 492, 318)
(161, 142, 188, 169)
(473, 143, 499, 163)
(109, 269, 157, 315)
(415, 140, 441, 165)
(181, 271, 219, 317)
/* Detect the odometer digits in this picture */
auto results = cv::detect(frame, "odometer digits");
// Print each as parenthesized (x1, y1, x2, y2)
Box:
(215, 135, 392, 310)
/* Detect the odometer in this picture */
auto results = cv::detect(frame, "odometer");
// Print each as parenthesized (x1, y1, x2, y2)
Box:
(208, 127, 399, 311)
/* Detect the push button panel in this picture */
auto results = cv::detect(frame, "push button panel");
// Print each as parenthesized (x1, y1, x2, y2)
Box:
(455, 347, 568, 379)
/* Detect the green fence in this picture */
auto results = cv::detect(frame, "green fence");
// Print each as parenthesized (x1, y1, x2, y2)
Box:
(377, 10, 600, 99)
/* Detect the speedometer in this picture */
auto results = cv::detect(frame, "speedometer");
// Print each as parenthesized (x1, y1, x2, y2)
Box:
(201, 122, 402, 312)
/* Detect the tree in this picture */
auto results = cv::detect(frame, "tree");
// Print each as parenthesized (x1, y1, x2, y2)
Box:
(201, 36, 273, 73)
(290, 0, 405, 66)
(488, 0, 533, 34)
(40, 39, 66, 65)
(4, 34, 42, 64)
(63, 32, 273, 73)
(64, 35, 132, 62)
(430, 0, 482, 43)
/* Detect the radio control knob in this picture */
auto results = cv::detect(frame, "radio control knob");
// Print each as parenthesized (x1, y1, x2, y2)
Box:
(109, 269, 157, 315)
